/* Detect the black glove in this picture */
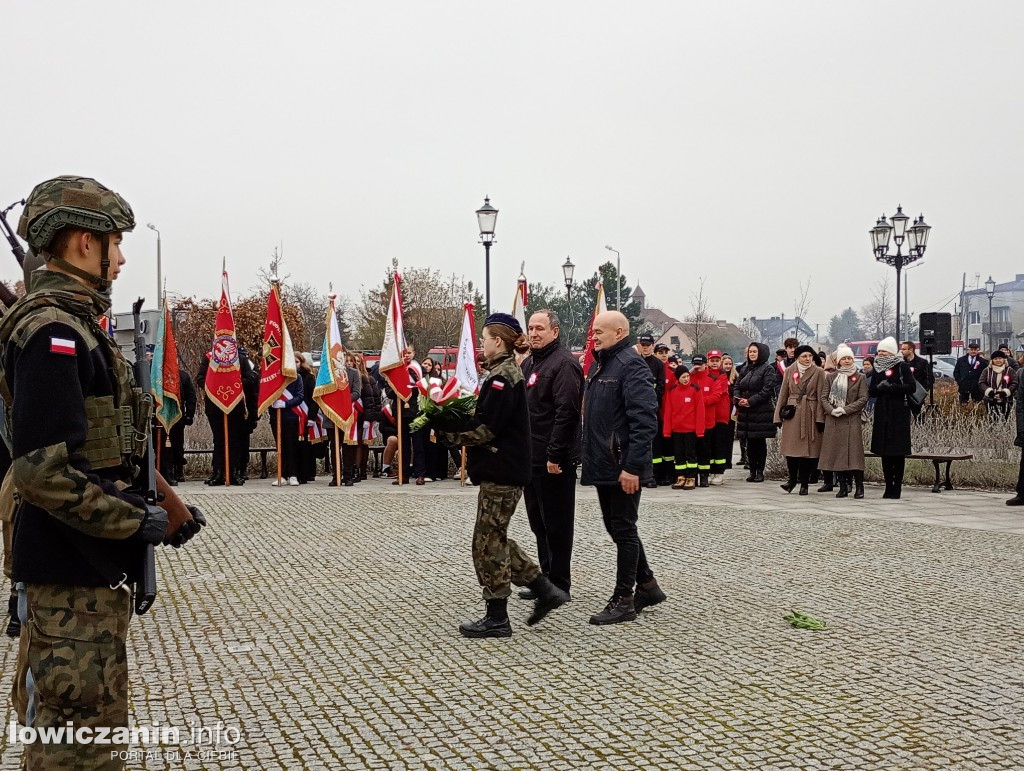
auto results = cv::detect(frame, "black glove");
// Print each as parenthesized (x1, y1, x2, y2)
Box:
(167, 504, 207, 548)
(816, 422, 825, 434)
(135, 504, 169, 545)
(184, 416, 194, 426)
(875, 380, 893, 391)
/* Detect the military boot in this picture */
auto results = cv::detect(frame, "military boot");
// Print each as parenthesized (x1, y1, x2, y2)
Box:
(6, 594, 20, 638)
(589, 595, 637, 625)
(459, 599, 512, 638)
(526, 576, 570, 626)
(634, 579, 667, 612)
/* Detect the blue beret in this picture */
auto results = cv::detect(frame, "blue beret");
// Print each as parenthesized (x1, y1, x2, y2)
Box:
(484, 312, 522, 335)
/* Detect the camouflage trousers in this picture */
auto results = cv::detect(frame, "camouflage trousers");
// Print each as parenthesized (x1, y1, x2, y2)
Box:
(13, 583, 132, 771)
(473, 482, 541, 600)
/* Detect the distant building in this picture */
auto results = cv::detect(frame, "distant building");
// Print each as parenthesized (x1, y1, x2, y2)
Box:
(962, 274, 1024, 353)
(748, 316, 815, 347)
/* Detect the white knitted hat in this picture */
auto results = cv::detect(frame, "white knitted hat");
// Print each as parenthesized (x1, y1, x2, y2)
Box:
(876, 337, 898, 355)
(834, 344, 855, 362)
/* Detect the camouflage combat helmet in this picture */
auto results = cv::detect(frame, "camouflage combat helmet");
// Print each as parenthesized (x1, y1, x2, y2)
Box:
(17, 176, 135, 291)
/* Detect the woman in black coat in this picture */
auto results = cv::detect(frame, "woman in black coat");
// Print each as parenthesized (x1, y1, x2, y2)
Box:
(734, 342, 779, 483)
(868, 337, 914, 499)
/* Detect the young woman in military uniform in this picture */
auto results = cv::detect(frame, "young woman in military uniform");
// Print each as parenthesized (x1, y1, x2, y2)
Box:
(441, 313, 570, 638)
(0, 176, 206, 769)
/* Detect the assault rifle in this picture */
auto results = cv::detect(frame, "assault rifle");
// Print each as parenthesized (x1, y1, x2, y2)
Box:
(0, 200, 26, 307)
(131, 297, 158, 614)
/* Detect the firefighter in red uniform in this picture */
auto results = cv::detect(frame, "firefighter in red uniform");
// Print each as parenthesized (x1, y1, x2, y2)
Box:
(662, 366, 704, 490)
(688, 355, 722, 488)
(706, 350, 733, 484)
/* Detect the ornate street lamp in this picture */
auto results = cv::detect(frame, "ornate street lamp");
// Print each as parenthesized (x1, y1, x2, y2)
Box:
(870, 205, 930, 341)
(604, 245, 620, 309)
(147, 223, 162, 308)
(562, 256, 575, 332)
(986, 275, 996, 352)
(475, 196, 498, 315)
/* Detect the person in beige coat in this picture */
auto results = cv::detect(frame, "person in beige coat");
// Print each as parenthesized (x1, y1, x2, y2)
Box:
(819, 344, 869, 499)
(773, 345, 826, 495)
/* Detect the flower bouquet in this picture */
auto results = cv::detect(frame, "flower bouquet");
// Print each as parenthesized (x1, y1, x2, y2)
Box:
(410, 377, 477, 432)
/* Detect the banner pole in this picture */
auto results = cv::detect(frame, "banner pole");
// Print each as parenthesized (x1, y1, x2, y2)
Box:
(334, 425, 341, 486)
(276, 409, 283, 484)
(155, 426, 162, 478)
(224, 412, 231, 487)
(460, 446, 467, 486)
(397, 398, 404, 485)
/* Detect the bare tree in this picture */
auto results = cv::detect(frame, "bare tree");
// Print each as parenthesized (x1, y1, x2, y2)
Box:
(860, 274, 896, 340)
(793, 279, 812, 333)
(684, 276, 715, 355)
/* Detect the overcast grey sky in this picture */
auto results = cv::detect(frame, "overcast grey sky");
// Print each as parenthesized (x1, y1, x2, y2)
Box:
(4, 1, 1023, 334)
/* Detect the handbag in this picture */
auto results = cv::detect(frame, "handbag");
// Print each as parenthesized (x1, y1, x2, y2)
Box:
(780, 376, 810, 421)
(908, 379, 927, 409)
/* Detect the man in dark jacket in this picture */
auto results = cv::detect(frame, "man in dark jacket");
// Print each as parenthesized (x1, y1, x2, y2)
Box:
(167, 366, 197, 483)
(581, 311, 666, 625)
(954, 343, 987, 403)
(519, 310, 583, 597)
(900, 340, 933, 421)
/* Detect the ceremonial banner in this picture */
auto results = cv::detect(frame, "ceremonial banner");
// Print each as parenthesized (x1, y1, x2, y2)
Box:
(257, 281, 297, 416)
(379, 272, 412, 402)
(314, 295, 354, 427)
(581, 278, 608, 374)
(454, 303, 480, 394)
(511, 273, 528, 333)
(204, 267, 244, 414)
(150, 300, 182, 431)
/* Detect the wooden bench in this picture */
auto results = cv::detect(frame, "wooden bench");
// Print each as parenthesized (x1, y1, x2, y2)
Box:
(865, 452, 974, 493)
(183, 447, 276, 479)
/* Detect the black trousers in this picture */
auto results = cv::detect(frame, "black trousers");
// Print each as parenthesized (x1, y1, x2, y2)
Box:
(881, 455, 906, 494)
(671, 432, 698, 478)
(595, 485, 654, 598)
(725, 420, 736, 469)
(652, 417, 672, 480)
(784, 456, 819, 485)
(746, 437, 767, 472)
(209, 408, 248, 478)
(1016, 450, 1024, 497)
(399, 426, 428, 479)
(270, 415, 300, 479)
(711, 422, 731, 475)
(523, 466, 577, 592)
(696, 430, 711, 475)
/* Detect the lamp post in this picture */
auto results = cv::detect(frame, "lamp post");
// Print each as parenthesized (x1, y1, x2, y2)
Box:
(871, 206, 931, 342)
(604, 245, 620, 309)
(146, 223, 161, 308)
(475, 197, 498, 316)
(985, 275, 996, 352)
(562, 256, 575, 334)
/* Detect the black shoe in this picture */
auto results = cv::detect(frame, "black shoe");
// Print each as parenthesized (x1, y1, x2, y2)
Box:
(752, 471, 765, 483)
(518, 588, 538, 600)
(167, 477, 178, 487)
(1007, 496, 1024, 506)
(836, 485, 849, 499)
(780, 482, 796, 493)
(328, 479, 338, 487)
(459, 615, 512, 638)
(698, 473, 709, 488)
(634, 580, 667, 612)
(798, 484, 809, 495)
(746, 473, 756, 482)
(817, 484, 834, 493)
(657, 478, 673, 487)
(527, 577, 571, 626)
(854, 484, 865, 499)
(207, 476, 225, 487)
(589, 595, 637, 625)
(642, 480, 658, 489)
(344, 478, 354, 487)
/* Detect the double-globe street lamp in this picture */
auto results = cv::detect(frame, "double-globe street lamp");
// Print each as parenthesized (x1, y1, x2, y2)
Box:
(562, 256, 575, 333)
(475, 197, 498, 316)
(985, 275, 996, 352)
(604, 245, 620, 310)
(870, 205, 931, 342)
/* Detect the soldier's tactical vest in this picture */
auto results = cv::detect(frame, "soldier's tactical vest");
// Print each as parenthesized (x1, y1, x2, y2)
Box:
(0, 285, 151, 477)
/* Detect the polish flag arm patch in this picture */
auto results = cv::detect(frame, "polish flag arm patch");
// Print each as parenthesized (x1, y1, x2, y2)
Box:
(50, 337, 76, 356)
(490, 379, 506, 391)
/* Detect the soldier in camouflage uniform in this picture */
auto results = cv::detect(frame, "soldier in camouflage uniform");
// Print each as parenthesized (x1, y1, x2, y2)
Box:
(441, 313, 569, 638)
(0, 176, 206, 770)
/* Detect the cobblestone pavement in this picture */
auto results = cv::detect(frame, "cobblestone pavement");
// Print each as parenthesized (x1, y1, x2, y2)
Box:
(2, 476, 1023, 770)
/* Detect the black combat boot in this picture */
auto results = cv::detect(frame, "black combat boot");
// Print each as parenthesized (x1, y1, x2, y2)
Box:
(589, 595, 637, 625)
(698, 472, 710, 488)
(459, 599, 513, 638)
(634, 579, 667, 612)
(6, 593, 19, 638)
(206, 474, 225, 487)
(526, 576, 571, 626)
